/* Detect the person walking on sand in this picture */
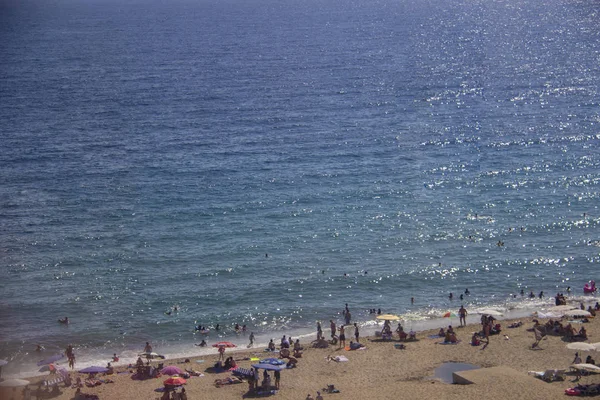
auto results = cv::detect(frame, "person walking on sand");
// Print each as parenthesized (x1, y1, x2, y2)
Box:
(458, 305, 467, 327)
(249, 332, 255, 347)
(218, 345, 226, 361)
(354, 323, 360, 343)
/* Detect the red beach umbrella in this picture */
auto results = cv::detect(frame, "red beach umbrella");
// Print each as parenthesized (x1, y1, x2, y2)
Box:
(212, 341, 236, 348)
(161, 366, 183, 376)
(163, 376, 186, 386)
(443, 312, 457, 318)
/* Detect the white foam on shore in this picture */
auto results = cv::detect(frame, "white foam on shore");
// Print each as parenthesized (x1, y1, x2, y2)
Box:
(4, 295, 598, 379)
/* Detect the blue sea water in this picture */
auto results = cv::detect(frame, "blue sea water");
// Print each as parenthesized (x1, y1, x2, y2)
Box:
(1, 0, 600, 377)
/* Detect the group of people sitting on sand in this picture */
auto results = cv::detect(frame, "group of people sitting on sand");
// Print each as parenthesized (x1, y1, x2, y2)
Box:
(438, 326, 458, 343)
(395, 323, 415, 341)
(380, 321, 416, 341)
(532, 319, 587, 341)
(160, 388, 188, 400)
(223, 357, 237, 370)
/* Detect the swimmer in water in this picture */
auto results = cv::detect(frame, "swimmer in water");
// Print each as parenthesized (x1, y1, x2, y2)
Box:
(58, 317, 69, 324)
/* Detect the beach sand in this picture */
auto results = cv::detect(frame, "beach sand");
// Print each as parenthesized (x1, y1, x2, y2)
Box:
(3, 315, 597, 400)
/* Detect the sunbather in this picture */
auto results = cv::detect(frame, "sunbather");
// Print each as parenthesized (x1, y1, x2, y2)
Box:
(214, 376, 242, 387)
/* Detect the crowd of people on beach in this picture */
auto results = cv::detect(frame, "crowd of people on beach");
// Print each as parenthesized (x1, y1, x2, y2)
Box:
(31, 293, 600, 399)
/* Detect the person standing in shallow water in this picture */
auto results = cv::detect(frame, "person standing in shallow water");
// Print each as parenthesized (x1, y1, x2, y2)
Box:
(330, 320, 336, 339)
(317, 321, 323, 340)
(458, 305, 467, 327)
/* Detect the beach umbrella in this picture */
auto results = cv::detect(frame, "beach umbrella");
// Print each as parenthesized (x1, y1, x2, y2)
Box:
(549, 305, 578, 312)
(571, 363, 600, 373)
(161, 366, 183, 376)
(259, 358, 286, 366)
(212, 341, 236, 348)
(78, 366, 109, 374)
(252, 363, 287, 371)
(139, 351, 164, 360)
(164, 376, 187, 386)
(477, 309, 503, 316)
(0, 379, 30, 387)
(442, 312, 458, 325)
(37, 354, 65, 366)
(376, 314, 401, 321)
(39, 363, 66, 374)
(564, 310, 592, 318)
(567, 342, 597, 351)
(534, 311, 562, 319)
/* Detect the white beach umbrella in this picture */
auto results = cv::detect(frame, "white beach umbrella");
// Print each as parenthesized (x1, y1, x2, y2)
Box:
(549, 305, 578, 312)
(567, 342, 597, 351)
(564, 310, 592, 318)
(478, 309, 503, 316)
(534, 311, 561, 319)
(376, 314, 402, 321)
(0, 379, 30, 387)
(571, 363, 600, 373)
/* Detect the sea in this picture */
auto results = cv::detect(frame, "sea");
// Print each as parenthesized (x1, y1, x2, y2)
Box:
(1, 0, 600, 378)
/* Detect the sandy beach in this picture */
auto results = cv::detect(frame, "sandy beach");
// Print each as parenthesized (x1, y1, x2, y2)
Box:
(3, 311, 598, 400)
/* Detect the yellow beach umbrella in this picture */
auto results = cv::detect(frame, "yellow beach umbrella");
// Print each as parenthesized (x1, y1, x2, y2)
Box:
(376, 314, 401, 321)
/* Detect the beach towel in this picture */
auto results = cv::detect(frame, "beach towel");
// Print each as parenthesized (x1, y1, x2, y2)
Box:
(327, 355, 349, 362)
(214, 377, 243, 387)
(256, 390, 278, 395)
(436, 340, 461, 345)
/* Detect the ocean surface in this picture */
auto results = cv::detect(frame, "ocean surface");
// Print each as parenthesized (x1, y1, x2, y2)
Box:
(1, 0, 600, 377)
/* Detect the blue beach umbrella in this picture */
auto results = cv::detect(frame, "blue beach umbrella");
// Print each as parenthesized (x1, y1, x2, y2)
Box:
(258, 358, 285, 366)
(252, 363, 287, 371)
(79, 366, 109, 374)
(37, 354, 64, 366)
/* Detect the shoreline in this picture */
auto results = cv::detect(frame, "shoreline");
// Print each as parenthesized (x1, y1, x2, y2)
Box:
(4, 310, 598, 400)
(4, 295, 598, 380)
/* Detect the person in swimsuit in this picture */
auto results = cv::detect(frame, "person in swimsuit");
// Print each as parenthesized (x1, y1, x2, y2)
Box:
(338, 325, 346, 349)
(458, 305, 467, 327)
